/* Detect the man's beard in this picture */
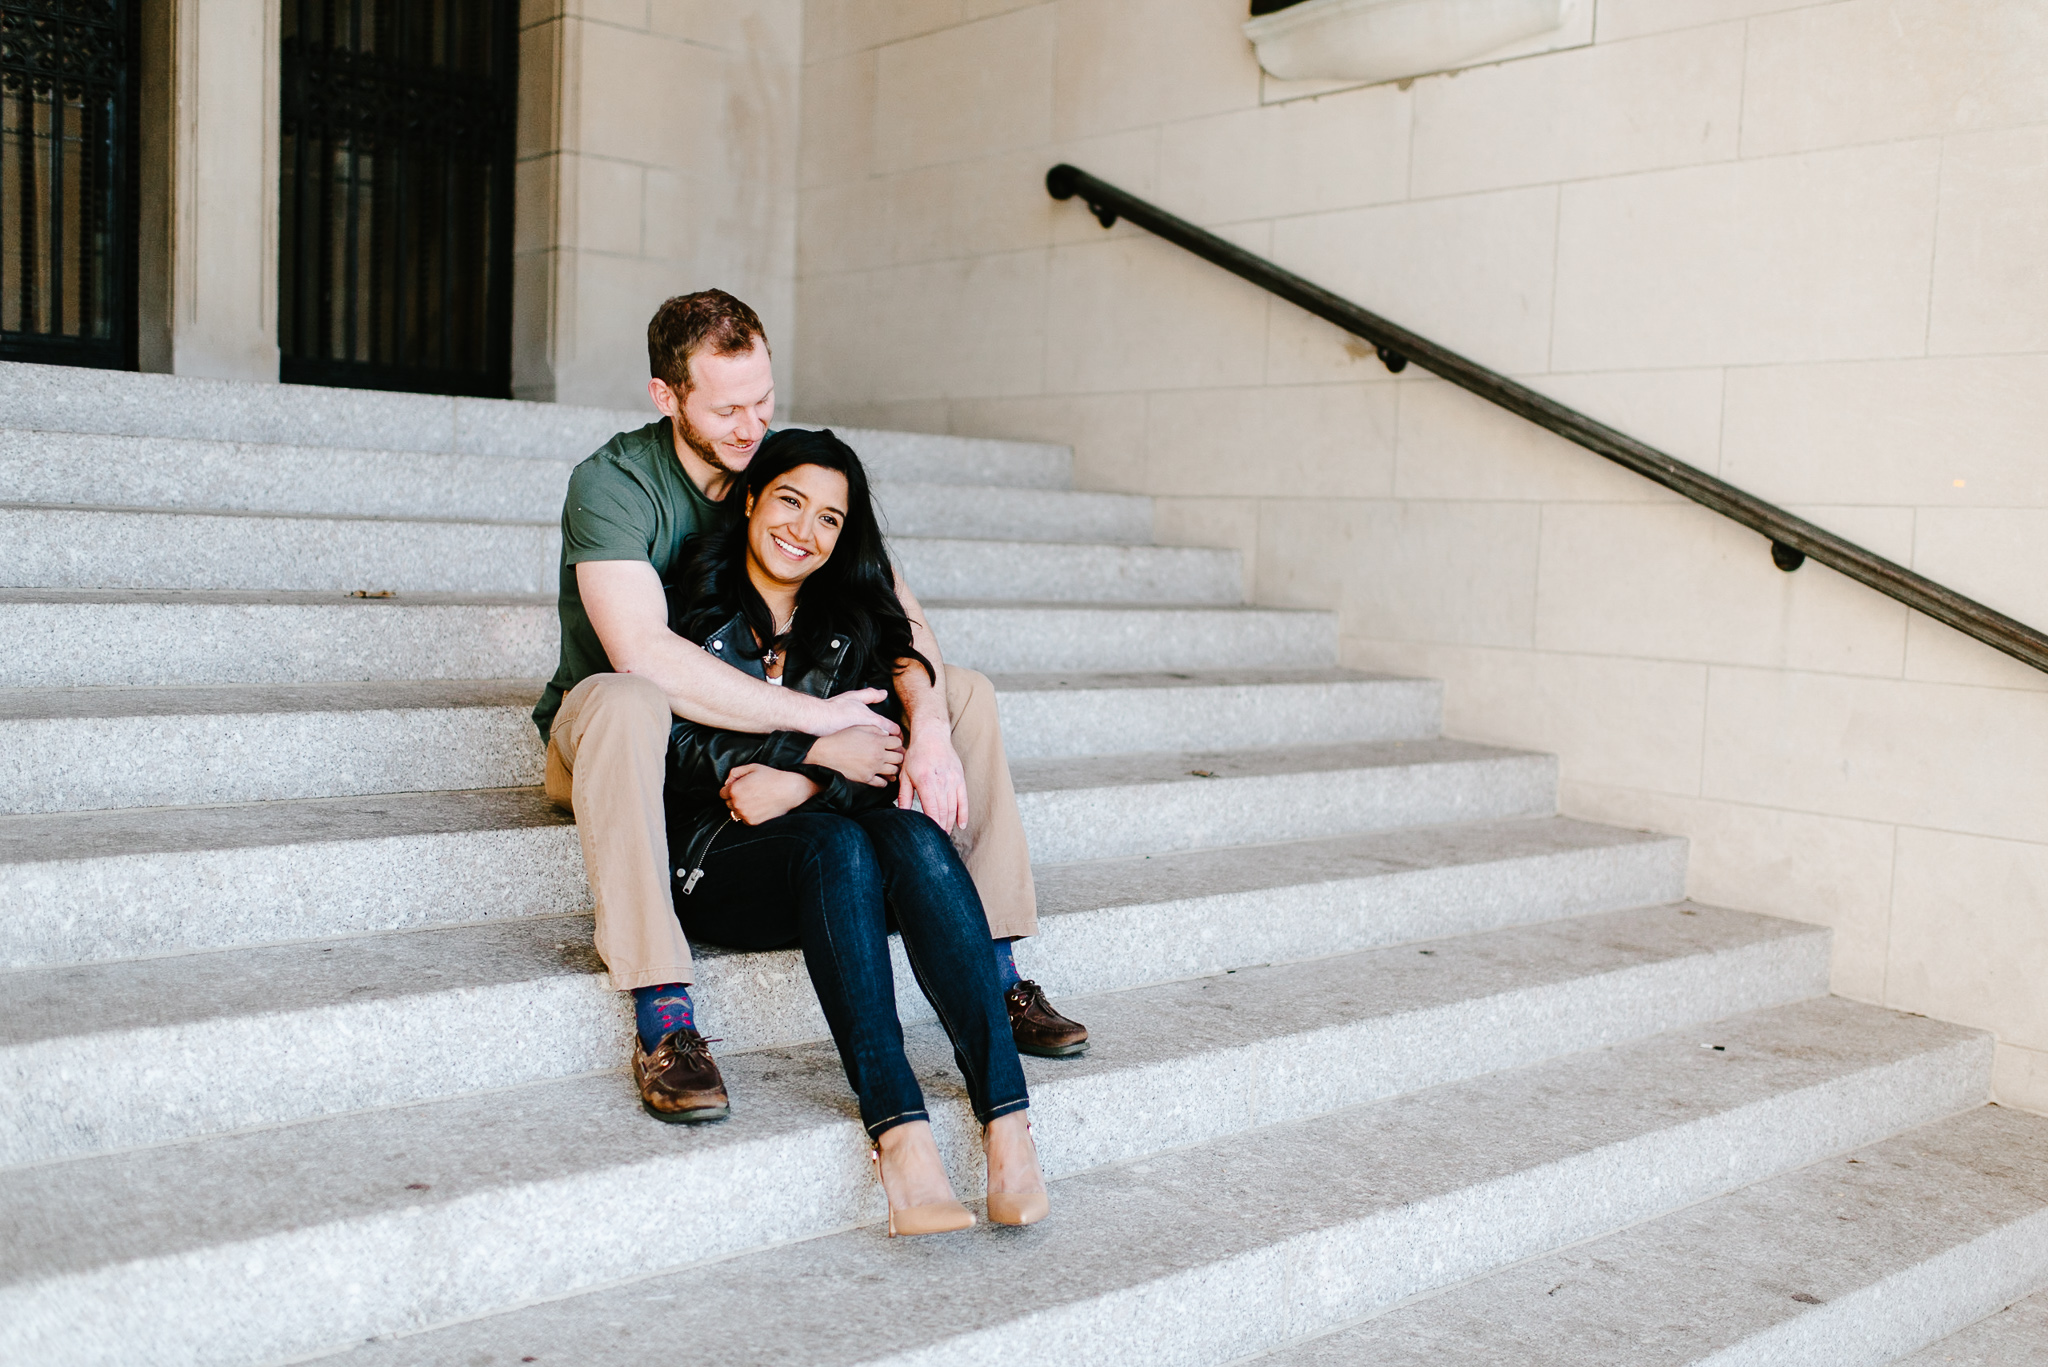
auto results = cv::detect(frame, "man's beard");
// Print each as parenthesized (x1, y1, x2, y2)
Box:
(674, 408, 749, 478)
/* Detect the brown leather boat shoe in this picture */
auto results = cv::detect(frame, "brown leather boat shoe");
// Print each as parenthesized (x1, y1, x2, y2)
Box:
(633, 1027, 730, 1123)
(1006, 979, 1089, 1057)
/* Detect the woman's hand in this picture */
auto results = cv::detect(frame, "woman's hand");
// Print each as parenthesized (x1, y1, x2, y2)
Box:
(721, 764, 820, 825)
(805, 724, 904, 787)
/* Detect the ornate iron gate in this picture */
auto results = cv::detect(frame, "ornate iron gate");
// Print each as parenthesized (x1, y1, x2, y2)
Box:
(0, 0, 135, 369)
(280, 0, 515, 397)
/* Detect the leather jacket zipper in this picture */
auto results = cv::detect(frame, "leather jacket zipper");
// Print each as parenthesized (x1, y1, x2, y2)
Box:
(678, 817, 729, 896)
(678, 633, 857, 897)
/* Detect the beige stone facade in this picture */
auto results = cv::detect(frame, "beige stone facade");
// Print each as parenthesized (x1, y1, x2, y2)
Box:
(135, 0, 801, 408)
(789, 0, 2048, 1113)
(512, 0, 800, 407)
(123, 0, 2046, 1111)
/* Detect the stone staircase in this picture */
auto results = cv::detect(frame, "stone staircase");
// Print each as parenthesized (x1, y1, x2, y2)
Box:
(0, 360, 2043, 1366)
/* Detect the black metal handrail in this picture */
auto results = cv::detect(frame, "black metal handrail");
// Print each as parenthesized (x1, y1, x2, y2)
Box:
(1046, 163, 2048, 677)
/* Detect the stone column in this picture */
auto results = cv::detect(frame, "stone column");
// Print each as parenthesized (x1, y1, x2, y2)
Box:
(144, 0, 282, 380)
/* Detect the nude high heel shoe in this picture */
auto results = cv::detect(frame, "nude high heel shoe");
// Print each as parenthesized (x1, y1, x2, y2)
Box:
(871, 1147, 975, 1237)
(985, 1119, 1050, 1227)
(985, 1190, 1049, 1226)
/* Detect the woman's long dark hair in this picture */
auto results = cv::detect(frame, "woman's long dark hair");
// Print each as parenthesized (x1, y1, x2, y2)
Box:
(675, 427, 934, 689)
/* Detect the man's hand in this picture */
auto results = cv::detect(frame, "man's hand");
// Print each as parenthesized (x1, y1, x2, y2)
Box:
(721, 764, 820, 825)
(578, 560, 906, 740)
(805, 688, 902, 740)
(806, 726, 904, 787)
(899, 729, 969, 831)
(885, 569, 965, 829)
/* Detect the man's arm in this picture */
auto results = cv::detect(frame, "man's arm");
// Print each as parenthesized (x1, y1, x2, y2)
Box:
(579, 559, 895, 738)
(891, 569, 970, 829)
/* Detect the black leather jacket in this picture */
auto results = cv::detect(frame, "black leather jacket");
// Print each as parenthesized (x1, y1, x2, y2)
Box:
(663, 607, 904, 896)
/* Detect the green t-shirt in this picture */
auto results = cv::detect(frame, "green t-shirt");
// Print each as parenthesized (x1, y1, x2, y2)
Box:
(533, 418, 728, 741)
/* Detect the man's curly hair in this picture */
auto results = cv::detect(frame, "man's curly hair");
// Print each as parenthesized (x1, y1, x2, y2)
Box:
(647, 289, 768, 395)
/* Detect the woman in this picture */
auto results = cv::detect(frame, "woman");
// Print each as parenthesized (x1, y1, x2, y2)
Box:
(662, 426, 1048, 1236)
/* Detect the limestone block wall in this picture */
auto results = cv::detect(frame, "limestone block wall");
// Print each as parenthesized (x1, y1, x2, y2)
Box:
(792, 0, 2048, 1111)
(514, 0, 801, 406)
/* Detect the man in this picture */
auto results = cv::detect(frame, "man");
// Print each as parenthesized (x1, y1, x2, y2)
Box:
(536, 290, 1088, 1123)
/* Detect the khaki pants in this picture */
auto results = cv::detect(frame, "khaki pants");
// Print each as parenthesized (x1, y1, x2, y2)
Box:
(544, 667, 1037, 991)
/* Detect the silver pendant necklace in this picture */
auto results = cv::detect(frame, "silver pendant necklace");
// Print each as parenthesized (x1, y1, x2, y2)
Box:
(763, 608, 795, 674)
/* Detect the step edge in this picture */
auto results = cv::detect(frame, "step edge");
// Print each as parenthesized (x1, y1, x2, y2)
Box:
(0, 835, 1696, 1041)
(0, 815, 1682, 970)
(0, 902, 1816, 1175)
(0, 1006, 1977, 1367)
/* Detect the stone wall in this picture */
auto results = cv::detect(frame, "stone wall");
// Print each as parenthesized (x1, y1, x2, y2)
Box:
(514, 0, 802, 407)
(792, 0, 2048, 1112)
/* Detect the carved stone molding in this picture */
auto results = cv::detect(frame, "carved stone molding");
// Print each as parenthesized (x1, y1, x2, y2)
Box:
(1243, 0, 1572, 85)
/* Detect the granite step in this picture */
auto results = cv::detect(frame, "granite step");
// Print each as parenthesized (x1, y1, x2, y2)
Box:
(0, 680, 546, 814)
(0, 820, 1689, 1159)
(923, 602, 1338, 674)
(790, 424, 1076, 489)
(0, 732, 1543, 904)
(0, 502, 564, 594)
(0, 669, 1436, 816)
(0, 907, 1852, 1367)
(890, 537, 1242, 605)
(0, 589, 562, 687)
(0, 592, 1337, 687)
(1249, 1104, 2048, 1367)
(875, 482, 1152, 544)
(991, 668, 1441, 759)
(0, 787, 585, 970)
(0, 503, 1226, 603)
(309, 1004, 1996, 1367)
(1011, 738, 1555, 864)
(0, 745, 1625, 970)
(320, 1002, 1994, 1367)
(0, 360, 653, 457)
(0, 362, 1076, 487)
(203, 998, 1985, 1367)
(0, 429, 578, 522)
(0, 426, 1139, 536)
(1896, 1286, 2048, 1366)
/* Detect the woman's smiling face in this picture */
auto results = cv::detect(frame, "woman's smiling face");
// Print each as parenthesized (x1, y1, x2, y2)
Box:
(745, 462, 850, 594)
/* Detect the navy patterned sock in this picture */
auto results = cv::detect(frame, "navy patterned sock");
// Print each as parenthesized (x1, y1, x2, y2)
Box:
(992, 938, 1023, 990)
(632, 983, 695, 1051)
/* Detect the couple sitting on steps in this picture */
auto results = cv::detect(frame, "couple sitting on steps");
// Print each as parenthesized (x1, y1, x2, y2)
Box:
(532, 289, 1086, 1237)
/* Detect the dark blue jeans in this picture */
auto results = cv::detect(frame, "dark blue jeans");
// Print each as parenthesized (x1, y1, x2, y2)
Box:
(674, 806, 1029, 1139)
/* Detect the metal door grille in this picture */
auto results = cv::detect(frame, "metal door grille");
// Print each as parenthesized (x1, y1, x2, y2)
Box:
(0, 0, 133, 369)
(280, 0, 515, 397)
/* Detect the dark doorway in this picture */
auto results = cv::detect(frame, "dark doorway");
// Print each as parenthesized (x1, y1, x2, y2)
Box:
(280, 0, 516, 398)
(0, 0, 138, 370)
